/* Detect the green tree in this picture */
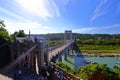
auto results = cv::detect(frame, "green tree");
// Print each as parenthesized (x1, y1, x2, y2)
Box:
(11, 30, 26, 40)
(17, 30, 26, 37)
(0, 20, 10, 42)
(0, 19, 5, 27)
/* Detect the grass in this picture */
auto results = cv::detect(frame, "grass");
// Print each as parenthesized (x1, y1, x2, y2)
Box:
(78, 45, 120, 53)
(62, 55, 75, 69)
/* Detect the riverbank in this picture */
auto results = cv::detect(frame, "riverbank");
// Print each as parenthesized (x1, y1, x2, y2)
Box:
(81, 52, 120, 57)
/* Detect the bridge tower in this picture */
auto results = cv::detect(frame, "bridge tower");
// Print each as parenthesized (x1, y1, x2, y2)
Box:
(64, 30, 72, 43)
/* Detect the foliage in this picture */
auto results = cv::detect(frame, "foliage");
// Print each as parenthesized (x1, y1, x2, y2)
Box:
(46, 33, 120, 41)
(56, 62, 120, 80)
(75, 39, 120, 53)
(76, 39, 120, 45)
(0, 27, 10, 42)
(10, 30, 26, 40)
(13, 30, 26, 37)
(49, 40, 64, 47)
(0, 19, 5, 27)
(55, 62, 75, 74)
(113, 66, 120, 78)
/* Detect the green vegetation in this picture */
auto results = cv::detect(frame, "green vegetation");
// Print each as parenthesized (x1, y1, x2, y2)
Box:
(13, 30, 26, 37)
(62, 56, 74, 69)
(56, 62, 75, 74)
(49, 40, 64, 47)
(0, 27, 10, 41)
(10, 30, 26, 40)
(56, 62, 120, 80)
(75, 39, 120, 53)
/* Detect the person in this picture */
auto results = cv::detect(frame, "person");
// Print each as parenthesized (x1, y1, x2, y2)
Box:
(59, 70, 63, 80)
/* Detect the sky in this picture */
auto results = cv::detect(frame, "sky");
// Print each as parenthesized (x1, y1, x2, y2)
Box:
(0, 0, 120, 34)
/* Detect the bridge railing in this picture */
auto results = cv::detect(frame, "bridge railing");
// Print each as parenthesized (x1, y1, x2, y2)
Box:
(50, 62, 80, 80)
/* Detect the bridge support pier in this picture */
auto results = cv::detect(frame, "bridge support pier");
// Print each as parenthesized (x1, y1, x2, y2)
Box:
(30, 52, 34, 70)
(65, 48, 70, 60)
(44, 52, 49, 66)
(64, 51, 67, 60)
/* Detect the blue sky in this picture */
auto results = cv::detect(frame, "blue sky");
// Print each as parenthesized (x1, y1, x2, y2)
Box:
(0, 0, 120, 34)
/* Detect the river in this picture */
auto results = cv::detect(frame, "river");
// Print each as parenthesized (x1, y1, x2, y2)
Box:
(62, 54, 120, 69)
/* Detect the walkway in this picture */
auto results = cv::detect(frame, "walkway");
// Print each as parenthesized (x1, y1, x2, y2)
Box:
(49, 41, 74, 61)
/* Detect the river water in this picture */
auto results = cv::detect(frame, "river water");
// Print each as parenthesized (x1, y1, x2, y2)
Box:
(85, 56, 120, 69)
(62, 54, 120, 69)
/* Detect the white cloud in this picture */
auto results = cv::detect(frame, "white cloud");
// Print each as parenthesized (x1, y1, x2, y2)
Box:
(91, 0, 108, 21)
(73, 27, 96, 33)
(15, 0, 61, 21)
(43, 26, 50, 29)
(4, 19, 59, 34)
(72, 24, 120, 33)
(4, 20, 41, 34)
(104, 24, 120, 29)
(0, 7, 25, 21)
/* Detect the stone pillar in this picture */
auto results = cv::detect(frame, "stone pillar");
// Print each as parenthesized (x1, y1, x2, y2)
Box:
(37, 52, 41, 71)
(44, 52, 49, 66)
(30, 52, 34, 70)
(40, 43, 44, 67)
(64, 50, 67, 60)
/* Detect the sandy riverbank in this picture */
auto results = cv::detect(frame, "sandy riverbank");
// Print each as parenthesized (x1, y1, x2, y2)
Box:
(81, 52, 120, 57)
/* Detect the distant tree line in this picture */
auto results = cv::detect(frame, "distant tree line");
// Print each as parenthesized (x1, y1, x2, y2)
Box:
(76, 39, 120, 46)
(45, 33, 120, 41)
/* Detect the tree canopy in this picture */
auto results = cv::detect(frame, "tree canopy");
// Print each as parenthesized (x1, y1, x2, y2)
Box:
(0, 19, 5, 27)
(0, 21, 10, 42)
(13, 30, 26, 37)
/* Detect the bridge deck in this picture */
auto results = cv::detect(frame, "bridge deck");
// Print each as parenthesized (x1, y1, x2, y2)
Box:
(49, 41, 74, 61)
